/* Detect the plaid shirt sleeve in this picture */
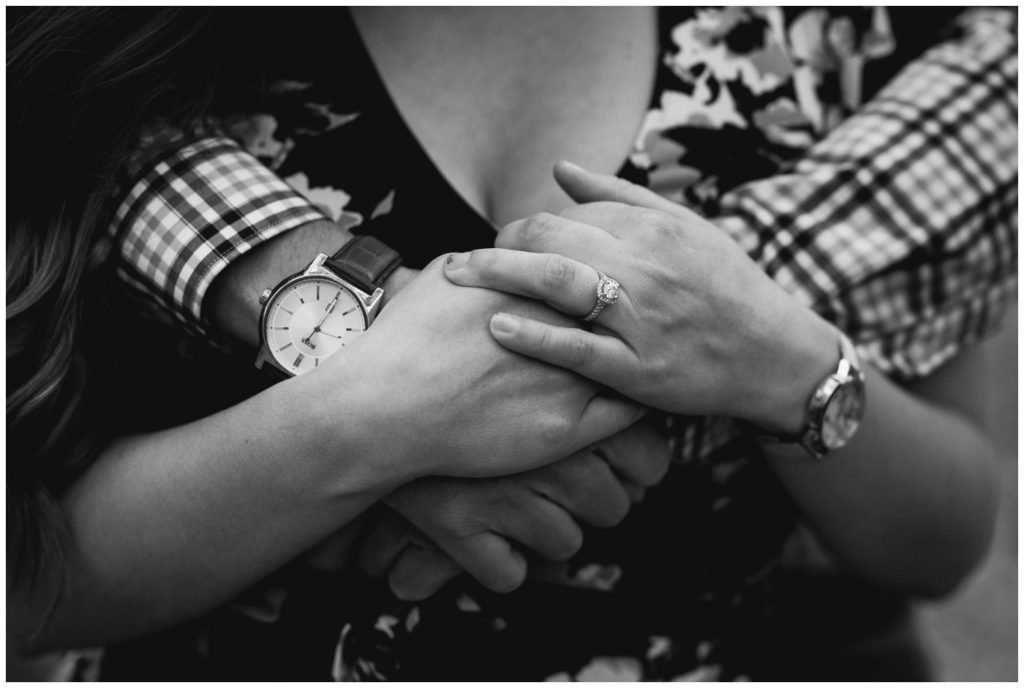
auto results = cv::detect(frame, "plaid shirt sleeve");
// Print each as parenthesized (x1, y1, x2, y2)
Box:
(716, 9, 1017, 379)
(109, 136, 326, 335)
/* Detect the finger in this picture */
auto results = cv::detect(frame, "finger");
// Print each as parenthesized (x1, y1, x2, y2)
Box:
(558, 201, 639, 239)
(530, 452, 631, 529)
(593, 418, 672, 489)
(441, 531, 528, 594)
(489, 314, 639, 390)
(495, 211, 618, 265)
(358, 511, 419, 577)
(554, 160, 706, 224)
(624, 483, 647, 504)
(445, 249, 602, 318)
(575, 394, 649, 458)
(559, 202, 685, 246)
(388, 545, 464, 601)
(495, 495, 585, 562)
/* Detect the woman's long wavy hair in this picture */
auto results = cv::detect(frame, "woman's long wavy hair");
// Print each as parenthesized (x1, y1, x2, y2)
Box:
(6, 7, 270, 592)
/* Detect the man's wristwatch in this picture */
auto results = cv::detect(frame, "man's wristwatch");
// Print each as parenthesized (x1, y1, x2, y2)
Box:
(750, 332, 866, 460)
(255, 235, 402, 379)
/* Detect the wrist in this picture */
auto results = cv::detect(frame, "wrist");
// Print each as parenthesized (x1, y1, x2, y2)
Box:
(207, 219, 355, 346)
(290, 354, 427, 495)
(744, 309, 839, 435)
(382, 266, 419, 305)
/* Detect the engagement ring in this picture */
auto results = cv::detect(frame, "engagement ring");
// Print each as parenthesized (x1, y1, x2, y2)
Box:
(583, 273, 620, 322)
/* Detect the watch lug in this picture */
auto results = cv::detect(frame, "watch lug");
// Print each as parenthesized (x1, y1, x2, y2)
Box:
(307, 253, 330, 273)
(799, 431, 827, 461)
(361, 288, 385, 321)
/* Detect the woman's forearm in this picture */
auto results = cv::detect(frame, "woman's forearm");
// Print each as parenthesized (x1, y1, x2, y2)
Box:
(9, 372, 402, 654)
(763, 349, 997, 598)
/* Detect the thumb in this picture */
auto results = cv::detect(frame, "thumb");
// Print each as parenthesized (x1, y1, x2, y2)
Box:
(553, 160, 700, 222)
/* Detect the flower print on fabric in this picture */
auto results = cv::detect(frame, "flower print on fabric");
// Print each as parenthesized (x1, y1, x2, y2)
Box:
(628, 7, 894, 215)
(226, 80, 395, 232)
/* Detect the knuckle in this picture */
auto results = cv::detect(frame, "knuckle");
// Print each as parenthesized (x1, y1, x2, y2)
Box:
(537, 410, 575, 447)
(638, 209, 676, 238)
(541, 255, 576, 291)
(430, 495, 475, 539)
(521, 212, 559, 245)
(563, 333, 592, 366)
(558, 203, 580, 219)
(639, 354, 669, 388)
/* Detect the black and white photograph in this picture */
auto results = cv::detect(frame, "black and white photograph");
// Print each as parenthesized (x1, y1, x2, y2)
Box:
(7, 5, 1018, 682)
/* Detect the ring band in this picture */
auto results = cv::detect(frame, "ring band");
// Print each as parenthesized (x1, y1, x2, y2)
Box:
(583, 273, 621, 322)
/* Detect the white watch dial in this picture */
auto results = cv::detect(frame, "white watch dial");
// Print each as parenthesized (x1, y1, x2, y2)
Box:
(263, 277, 368, 376)
(821, 383, 865, 450)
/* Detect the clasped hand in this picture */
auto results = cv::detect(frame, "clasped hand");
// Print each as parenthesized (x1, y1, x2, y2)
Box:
(316, 161, 835, 598)
(359, 416, 670, 600)
(305, 254, 667, 599)
(320, 256, 645, 480)
(443, 162, 838, 435)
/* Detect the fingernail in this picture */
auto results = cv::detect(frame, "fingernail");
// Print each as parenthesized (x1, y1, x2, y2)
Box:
(490, 313, 519, 336)
(560, 160, 586, 173)
(445, 252, 468, 270)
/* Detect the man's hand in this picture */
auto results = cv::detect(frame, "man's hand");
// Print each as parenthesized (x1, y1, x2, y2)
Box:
(358, 418, 671, 599)
(325, 257, 646, 480)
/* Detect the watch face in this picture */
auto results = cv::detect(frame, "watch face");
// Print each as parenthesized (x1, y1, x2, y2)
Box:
(821, 382, 865, 450)
(262, 277, 368, 376)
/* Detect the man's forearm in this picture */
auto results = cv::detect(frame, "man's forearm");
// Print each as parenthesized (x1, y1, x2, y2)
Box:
(205, 219, 418, 346)
(763, 352, 998, 598)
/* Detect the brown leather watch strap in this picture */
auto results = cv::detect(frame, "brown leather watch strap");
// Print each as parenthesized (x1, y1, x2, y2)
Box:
(325, 235, 402, 294)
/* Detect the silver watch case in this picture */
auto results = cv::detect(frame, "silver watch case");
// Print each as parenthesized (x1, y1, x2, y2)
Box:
(798, 335, 866, 459)
(255, 253, 384, 376)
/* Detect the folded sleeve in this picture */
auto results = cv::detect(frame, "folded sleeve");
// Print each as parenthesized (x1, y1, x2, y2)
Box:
(108, 136, 327, 335)
(716, 9, 1017, 379)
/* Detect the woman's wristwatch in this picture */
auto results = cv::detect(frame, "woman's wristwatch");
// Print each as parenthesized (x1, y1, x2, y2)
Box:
(748, 332, 866, 459)
(255, 235, 402, 380)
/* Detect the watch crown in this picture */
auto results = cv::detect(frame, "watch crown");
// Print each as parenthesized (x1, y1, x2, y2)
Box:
(259, 288, 272, 305)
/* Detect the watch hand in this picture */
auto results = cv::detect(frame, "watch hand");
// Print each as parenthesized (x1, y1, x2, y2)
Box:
(301, 327, 319, 348)
(313, 292, 341, 330)
(303, 293, 342, 347)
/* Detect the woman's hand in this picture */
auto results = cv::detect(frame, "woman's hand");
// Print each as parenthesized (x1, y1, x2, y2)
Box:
(442, 162, 837, 434)
(359, 418, 671, 600)
(311, 255, 646, 481)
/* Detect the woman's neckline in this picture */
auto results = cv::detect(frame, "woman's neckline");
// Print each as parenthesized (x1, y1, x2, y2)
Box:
(344, 7, 666, 231)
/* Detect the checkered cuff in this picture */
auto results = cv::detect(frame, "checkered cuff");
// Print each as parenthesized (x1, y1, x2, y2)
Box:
(717, 12, 1018, 379)
(110, 137, 326, 334)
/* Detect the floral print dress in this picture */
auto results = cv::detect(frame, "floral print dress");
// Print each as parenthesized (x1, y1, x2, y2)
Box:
(98, 6, 1008, 682)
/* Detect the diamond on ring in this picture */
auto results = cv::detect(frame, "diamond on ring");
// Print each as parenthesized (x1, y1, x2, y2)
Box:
(583, 273, 620, 323)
